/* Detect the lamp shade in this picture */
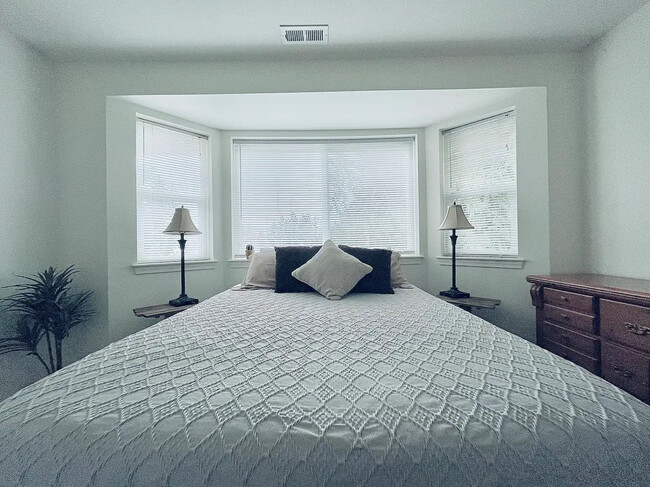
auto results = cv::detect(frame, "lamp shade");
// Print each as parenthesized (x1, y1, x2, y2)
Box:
(163, 206, 201, 235)
(438, 203, 474, 230)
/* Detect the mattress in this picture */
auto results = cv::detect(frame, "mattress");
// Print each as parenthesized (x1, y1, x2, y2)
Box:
(0, 288, 649, 486)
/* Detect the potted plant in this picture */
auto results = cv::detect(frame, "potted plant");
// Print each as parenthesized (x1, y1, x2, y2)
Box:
(0, 265, 94, 374)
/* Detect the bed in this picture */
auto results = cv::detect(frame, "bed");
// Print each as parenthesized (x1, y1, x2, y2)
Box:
(1, 287, 649, 486)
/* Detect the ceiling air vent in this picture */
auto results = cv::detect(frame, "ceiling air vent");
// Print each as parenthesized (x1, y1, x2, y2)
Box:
(280, 25, 329, 45)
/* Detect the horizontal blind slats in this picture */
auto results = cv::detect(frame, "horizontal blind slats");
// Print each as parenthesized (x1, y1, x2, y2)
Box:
(232, 138, 417, 256)
(442, 112, 518, 256)
(136, 119, 210, 263)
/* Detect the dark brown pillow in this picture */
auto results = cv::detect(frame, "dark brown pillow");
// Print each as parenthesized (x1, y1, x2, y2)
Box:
(338, 245, 394, 294)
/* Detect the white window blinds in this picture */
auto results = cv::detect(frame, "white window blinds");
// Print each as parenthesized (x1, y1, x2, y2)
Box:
(232, 138, 418, 257)
(441, 111, 518, 256)
(136, 119, 210, 263)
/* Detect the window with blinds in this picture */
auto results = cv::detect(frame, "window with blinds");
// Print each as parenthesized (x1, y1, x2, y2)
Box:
(232, 137, 418, 257)
(136, 118, 211, 263)
(441, 111, 518, 257)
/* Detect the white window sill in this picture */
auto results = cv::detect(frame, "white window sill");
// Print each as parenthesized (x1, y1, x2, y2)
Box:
(228, 254, 425, 267)
(399, 255, 424, 265)
(228, 258, 252, 268)
(133, 259, 219, 275)
(436, 255, 525, 269)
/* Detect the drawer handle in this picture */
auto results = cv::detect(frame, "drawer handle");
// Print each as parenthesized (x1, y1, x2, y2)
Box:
(560, 333, 571, 342)
(624, 322, 650, 336)
(611, 365, 635, 379)
(560, 314, 571, 321)
(560, 296, 569, 302)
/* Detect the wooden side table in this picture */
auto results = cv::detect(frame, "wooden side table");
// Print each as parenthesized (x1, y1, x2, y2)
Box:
(438, 295, 501, 314)
(133, 303, 195, 319)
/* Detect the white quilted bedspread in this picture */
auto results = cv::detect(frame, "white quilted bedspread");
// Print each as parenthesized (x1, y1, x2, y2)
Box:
(1, 288, 649, 486)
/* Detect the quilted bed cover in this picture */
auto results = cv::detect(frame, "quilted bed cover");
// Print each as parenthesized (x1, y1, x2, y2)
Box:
(1, 288, 649, 486)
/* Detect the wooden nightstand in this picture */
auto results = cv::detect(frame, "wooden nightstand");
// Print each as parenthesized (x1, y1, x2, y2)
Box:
(133, 303, 195, 319)
(438, 295, 501, 314)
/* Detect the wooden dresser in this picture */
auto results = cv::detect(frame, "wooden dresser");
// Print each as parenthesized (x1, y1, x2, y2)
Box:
(527, 274, 650, 403)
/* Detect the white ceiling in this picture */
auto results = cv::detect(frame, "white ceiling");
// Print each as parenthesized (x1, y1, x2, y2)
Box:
(123, 89, 524, 131)
(0, 0, 647, 61)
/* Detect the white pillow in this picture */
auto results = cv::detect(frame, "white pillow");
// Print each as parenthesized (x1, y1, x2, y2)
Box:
(390, 251, 414, 289)
(241, 252, 276, 289)
(292, 240, 372, 300)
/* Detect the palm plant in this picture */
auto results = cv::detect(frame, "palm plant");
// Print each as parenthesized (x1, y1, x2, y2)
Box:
(0, 265, 94, 374)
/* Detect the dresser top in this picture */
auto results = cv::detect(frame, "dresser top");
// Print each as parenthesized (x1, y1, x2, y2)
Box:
(527, 273, 650, 305)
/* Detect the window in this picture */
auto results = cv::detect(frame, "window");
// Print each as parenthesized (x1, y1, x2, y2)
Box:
(136, 118, 211, 263)
(441, 111, 517, 257)
(232, 137, 418, 257)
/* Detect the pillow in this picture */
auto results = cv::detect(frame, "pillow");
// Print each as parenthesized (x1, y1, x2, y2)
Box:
(241, 252, 276, 289)
(274, 245, 321, 293)
(390, 251, 414, 289)
(338, 245, 394, 294)
(291, 240, 372, 300)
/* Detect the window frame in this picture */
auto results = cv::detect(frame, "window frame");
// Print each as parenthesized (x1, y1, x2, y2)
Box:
(230, 134, 420, 259)
(135, 115, 214, 265)
(439, 109, 521, 262)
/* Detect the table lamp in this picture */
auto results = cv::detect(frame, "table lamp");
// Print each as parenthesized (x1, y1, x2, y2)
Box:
(438, 202, 474, 299)
(164, 206, 201, 307)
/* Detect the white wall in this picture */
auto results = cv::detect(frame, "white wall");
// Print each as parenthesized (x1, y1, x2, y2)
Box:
(0, 30, 57, 398)
(583, 2, 650, 278)
(426, 88, 550, 342)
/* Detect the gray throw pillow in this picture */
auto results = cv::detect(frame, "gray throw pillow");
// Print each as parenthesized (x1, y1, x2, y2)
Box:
(390, 251, 414, 289)
(241, 252, 276, 289)
(291, 240, 372, 300)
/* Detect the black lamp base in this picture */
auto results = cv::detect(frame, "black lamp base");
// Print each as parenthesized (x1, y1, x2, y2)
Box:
(169, 294, 199, 307)
(440, 288, 470, 299)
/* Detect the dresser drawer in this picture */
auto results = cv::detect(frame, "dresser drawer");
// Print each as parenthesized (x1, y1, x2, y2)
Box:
(542, 304, 596, 334)
(541, 321, 599, 358)
(541, 338, 600, 375)
(601, 300, 650, 353)
(543, 288, 595, 314)
(602, 341, 650, 402)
